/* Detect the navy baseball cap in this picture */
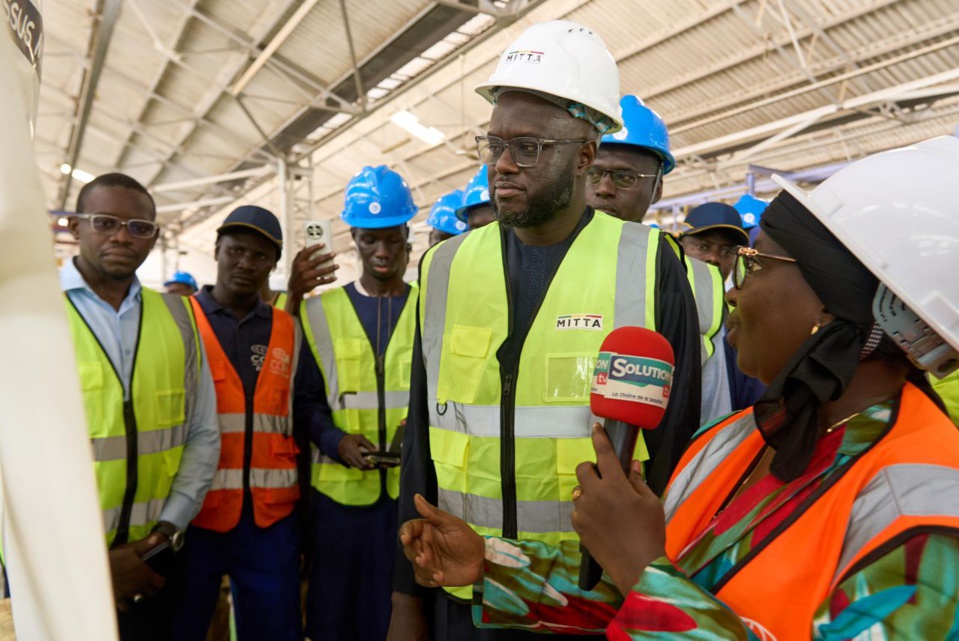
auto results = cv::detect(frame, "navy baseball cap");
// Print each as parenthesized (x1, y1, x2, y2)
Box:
(216, 205, 283, 257)
(681, 202, 749, 245)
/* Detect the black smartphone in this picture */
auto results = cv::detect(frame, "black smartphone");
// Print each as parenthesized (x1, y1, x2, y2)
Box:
(142, 539, 176, 576)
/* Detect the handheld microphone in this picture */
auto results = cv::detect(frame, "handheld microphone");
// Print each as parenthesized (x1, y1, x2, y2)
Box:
(578, 326, 674, 591)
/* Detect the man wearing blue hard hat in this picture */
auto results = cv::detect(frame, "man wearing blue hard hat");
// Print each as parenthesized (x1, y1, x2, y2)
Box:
(300, 165, 418, 641)
(456, 166, 496, 230)
(588, 94, 673, 222)
(164, 270, 198, 296)
(175, 205, 326, 641)
(679, 202, 750, 281)
(586, 95, 732, 425)
(427, 189, 467, 247)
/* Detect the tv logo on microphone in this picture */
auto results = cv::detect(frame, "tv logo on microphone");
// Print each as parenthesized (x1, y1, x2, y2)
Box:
(591, 351, 672, 408)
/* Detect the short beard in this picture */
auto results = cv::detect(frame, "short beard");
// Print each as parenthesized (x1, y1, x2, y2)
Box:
(493, 170, 574, 229)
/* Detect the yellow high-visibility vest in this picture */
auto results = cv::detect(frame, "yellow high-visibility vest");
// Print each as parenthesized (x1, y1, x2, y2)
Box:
(420, 212, 659, 599)
(66, 288, 201, 546)
(302, 285, 416, 506)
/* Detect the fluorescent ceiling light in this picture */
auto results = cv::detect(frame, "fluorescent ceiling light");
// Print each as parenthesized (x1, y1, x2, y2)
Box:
(60, 163, 94, 184)
(390, 110, 445, 146)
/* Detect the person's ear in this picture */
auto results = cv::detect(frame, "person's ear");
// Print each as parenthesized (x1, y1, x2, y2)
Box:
(68, 216, 81, 240)
(576, 139, 597, 174)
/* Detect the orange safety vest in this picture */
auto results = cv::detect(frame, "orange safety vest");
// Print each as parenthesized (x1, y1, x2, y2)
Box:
(663, 382, 959, 640)
(189, 298, 301, 532)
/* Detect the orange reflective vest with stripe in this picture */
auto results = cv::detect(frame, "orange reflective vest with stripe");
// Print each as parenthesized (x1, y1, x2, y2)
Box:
(663, 382, 959, 640)
(189, 298, 301, 532)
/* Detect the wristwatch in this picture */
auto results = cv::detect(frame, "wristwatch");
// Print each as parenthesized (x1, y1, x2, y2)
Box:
(151, 521, 185, 552)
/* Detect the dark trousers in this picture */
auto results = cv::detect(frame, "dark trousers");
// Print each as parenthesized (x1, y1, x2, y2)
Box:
(431, 591, 604, 641)
(305, 490, 397, 641)
(174, 508, 302, 641)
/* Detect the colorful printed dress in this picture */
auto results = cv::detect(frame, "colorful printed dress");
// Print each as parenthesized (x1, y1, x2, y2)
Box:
(470, 399, 959, 639)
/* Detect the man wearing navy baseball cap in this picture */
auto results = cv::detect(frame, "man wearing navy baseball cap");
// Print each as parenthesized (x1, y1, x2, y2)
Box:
(175, 204, 324, 641)
(680, 202, 750, 280)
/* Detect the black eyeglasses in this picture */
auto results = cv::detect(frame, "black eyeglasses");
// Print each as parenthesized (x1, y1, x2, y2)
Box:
(732, 246, 796, 290)
(586, 167, 659, 190)
(475, 135, 589, 168)
(75, 213, 159, 239)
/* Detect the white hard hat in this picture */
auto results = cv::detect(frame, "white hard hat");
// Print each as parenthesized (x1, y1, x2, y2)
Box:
(475, 20, 623, 134)
(772, 136, 959, 377)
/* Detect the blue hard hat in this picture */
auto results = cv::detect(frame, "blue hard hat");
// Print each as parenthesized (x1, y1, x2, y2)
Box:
(427, 190, 468, 236)
(733, 194, 769, 229)
(601, 95, 675, 175)
(456, 166, 490, 219)
(164, 271, 197, 290)
(341, 165, 417, 229)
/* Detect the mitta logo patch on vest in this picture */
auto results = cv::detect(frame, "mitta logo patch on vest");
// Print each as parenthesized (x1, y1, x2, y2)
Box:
(505, 50, 544, 64)
(555, 314, 603, 331)
(591, 351, 672, 408)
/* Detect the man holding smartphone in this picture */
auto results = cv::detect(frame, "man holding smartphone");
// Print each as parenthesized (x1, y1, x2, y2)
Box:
(173, 206, 330, 640)
(300, 165, 418, 641)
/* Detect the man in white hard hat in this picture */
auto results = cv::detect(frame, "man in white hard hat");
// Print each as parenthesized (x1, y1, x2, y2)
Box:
(388, 21, 701, 641)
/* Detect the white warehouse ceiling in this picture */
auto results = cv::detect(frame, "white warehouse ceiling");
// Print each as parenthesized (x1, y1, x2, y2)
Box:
(36, 0, 959, 274)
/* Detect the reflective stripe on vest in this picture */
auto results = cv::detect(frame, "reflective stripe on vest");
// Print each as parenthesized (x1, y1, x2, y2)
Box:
(273, 292, 288, 311)
(301, 284, 416, 506)
(420, 213, 659, 597)
(685, 256, 725, 364)
(663, 234, 725, 365)
(67, 289, 199, 547)
(189, 299, 301, 532)
(663, 383, 959, 639)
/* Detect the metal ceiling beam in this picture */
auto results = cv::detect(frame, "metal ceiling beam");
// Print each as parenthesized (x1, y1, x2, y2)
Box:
(153, 166, 273, 194)
(672, 67, 959, 160)
(641, 0, 902, 115)
(667, 10, 959, 133)
(57, 0, 123, 209)
(231, 0, 322, 96)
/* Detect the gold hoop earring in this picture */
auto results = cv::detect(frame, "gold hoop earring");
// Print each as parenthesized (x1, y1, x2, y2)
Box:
(810, 323, 821, 336)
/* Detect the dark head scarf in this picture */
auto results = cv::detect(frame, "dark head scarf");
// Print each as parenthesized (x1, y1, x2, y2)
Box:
(754, 190, 880, 481)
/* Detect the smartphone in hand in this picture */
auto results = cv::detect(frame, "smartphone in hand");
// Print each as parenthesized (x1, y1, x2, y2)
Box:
(305, 220, 335, 270)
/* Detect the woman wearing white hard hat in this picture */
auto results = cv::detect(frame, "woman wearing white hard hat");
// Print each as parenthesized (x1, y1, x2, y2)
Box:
(396, 137, 959, 639)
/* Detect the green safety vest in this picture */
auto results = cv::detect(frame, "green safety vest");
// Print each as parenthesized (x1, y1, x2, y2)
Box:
(931, 371, 959, 427)
(663, 234, 725, 363)
(66, 288, 201, 547)
(420, 212, 659, 598)
(302, 285, 417, 506)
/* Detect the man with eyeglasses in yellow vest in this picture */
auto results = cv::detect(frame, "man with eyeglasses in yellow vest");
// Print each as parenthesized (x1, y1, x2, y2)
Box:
(62, 173, 220, 641)
(300, 165, 418, 641)
(586, 94, 735, 425)
(387, 21, 701, 641)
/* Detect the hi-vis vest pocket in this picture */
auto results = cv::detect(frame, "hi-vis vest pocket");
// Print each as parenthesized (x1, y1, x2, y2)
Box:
(555, 437, 595, 498)
(429, 428, 469, 495)
(78, 361, 107, 437)
(334, 338, 364, 390)
(440, 326, 492, 404)
(543, 354, 595, 402)
(155, 389, 186, 427)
